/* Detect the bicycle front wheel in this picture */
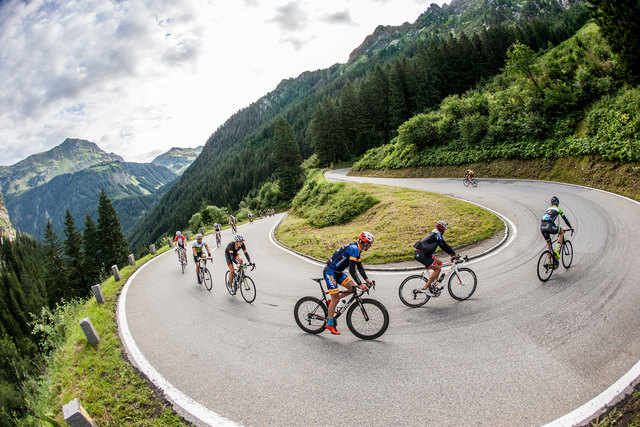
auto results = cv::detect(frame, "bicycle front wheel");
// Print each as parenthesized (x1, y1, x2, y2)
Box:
(463, 178, 470, 187)
(240, 276, 256, 303)
(471, 178, 478, 187)
(203, 268, 213, 291)
(346, 298, 389, 340)
(181, 257, 185, 274)
(294, 297, 327, 334)
(398, 275, 430, 307)
(448, 267, 477, 301)
(562, 240, 573, 269)
(537, 251, 555, 282)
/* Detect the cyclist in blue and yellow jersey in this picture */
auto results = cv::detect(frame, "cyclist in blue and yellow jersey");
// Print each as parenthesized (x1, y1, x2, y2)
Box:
(323, 232, 375, 335)
(414, 221, 458, 296)
(541, 196, 573, 259)
(192, 234, 212, 284)
(225, 235, 254, 291)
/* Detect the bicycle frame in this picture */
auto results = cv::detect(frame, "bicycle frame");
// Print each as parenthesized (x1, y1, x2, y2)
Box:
(423, 256, 469, 290)
(313, 279, 372, 320)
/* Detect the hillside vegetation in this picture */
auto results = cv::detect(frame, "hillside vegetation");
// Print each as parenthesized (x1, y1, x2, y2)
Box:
(354, 23, 639, 170)
(129, 1, 589, 253)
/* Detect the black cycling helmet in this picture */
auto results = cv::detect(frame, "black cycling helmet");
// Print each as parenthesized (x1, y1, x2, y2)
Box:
(551, 196, 559, 206)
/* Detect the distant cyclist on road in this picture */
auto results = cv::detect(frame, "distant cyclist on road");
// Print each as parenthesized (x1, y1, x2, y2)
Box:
(248, 211, 253, 223)
(192, 234, 212, 284)
(413, 221, 459, 296)
(229, 215, 237, 232)
(226, 235, 253, 291)
(541, 196, 573, 259)
(323, 232, 375, 335)
(175, 231, 187, 263)
(464, 169, 475, 180)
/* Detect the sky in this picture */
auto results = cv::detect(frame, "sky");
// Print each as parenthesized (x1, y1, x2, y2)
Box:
(0, 0, 448, 166)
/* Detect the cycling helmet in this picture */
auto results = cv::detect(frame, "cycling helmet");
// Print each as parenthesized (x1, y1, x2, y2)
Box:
(358, 231, 375, 244)
(196, 234, 203, 239)
(234, 234, 244, 242)
(436, 221, 448, 232)
(551, 196, 559, 206)
(176, 231, 181, 236)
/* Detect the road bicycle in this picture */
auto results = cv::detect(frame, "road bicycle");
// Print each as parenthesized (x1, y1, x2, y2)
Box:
(294, 279, 389, 340)
(399, 255, 477, 308)
(215, 230, 221, 248)
(197, 256, 213, 291)
(224, 263, 256, 303)
(463, 176, 478, 187)
(176, 247, 187, 274)
(231, 223, 238, 234)
(537, 228, 573, 282)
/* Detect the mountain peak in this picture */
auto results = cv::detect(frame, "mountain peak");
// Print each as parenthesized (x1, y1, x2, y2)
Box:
(151, 146, 203, 175)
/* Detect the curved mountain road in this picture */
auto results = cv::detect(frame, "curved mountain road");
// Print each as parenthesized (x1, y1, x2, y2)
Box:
(119, 171, 640, 426)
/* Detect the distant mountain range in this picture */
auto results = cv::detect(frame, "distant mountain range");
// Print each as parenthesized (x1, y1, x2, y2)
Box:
(1, 139, 200, 240)
(151, 146, 203, 175)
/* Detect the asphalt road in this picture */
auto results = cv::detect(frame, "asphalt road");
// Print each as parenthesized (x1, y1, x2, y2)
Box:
(121, 171, 640, 426)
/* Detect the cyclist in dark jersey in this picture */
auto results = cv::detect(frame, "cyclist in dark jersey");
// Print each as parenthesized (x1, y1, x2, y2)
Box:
(226, 234, 253, 290)
(414, 221, 458, 296)
(323, 231, 375, 335)
(541, 196, 573, 258)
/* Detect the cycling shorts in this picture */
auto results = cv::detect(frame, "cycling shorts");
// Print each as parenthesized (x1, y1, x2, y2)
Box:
(415, 250, 436, 268)
(540, 221, 559, 242)
(323, 268, 352, 295)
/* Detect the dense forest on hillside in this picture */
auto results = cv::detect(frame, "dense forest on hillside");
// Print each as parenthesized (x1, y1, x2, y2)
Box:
(0, 192, 130, 424)
(129, 2, 590, 252)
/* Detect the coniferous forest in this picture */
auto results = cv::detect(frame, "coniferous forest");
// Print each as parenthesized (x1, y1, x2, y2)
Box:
(0, 191, 129, 423)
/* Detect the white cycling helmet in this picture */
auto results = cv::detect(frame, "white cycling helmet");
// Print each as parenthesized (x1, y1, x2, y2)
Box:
(234, 234, 244, 242)
(196, 234, 203, 239)
(176, 231, 181, 236)
(436, 221, 448, 232)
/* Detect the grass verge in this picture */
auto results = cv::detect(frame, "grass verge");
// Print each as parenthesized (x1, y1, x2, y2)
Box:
(30, 246, 188, 426)
(276, 179, 503, 264)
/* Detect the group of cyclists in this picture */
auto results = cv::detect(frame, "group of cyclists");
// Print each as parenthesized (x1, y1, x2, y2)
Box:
(174, 167, 574, 337)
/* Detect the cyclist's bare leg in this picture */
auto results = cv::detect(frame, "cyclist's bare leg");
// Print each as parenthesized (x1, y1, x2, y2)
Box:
(422, 259, 442, 289)
(228, 264, 235, 287)
(557, 228, 565, 246)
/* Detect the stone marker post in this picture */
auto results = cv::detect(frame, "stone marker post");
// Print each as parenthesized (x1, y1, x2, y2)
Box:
(185, 231, 190, 240)
(79, 317, 100, 346)
(199, 227, 205, 235)
(63, 398, 97, 427)
(91, 284, 105, 304)
(128, 254, 135, 266)
(111, 264, 121, 281)
(149, 244, 156, 255)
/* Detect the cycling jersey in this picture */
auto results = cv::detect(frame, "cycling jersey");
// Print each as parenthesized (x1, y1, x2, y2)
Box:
(324, 242, 368, 293)
(540, 205, 572, 242)
(192, 240, 208, 253)
(174, 235, 186, 247)
(414, 229, 455, 257)
(225, 241, 251, 266)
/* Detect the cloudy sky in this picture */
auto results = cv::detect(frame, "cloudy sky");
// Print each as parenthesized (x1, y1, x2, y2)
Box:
(0, 0, 447, 166)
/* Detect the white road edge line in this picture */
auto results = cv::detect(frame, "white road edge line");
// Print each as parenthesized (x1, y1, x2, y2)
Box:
(117, 245, 239, 427)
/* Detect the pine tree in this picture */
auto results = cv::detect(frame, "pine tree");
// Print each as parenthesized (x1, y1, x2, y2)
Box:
(63, 210, 86, 297)
(43, 220, 67, 302)
(97, 190, 129, 271)
(311, 96, 347, 165)
(272, 116, 303, 201)
(83, 214, 102, 285)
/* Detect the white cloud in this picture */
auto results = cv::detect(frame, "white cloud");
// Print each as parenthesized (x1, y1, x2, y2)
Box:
(0, 0, 448, 166)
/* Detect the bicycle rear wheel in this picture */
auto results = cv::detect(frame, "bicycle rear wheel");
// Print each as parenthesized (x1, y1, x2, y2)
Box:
(240, 276, 256, 303)
(448, 267, 477, 301)
(398, 275, 430, 307)
(562, 240, 573, 269)
(346, 298, 389, 340)
(537, 251, 555, 282)
(203, 268, 213, 291)
(294, 297, 327, 334)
